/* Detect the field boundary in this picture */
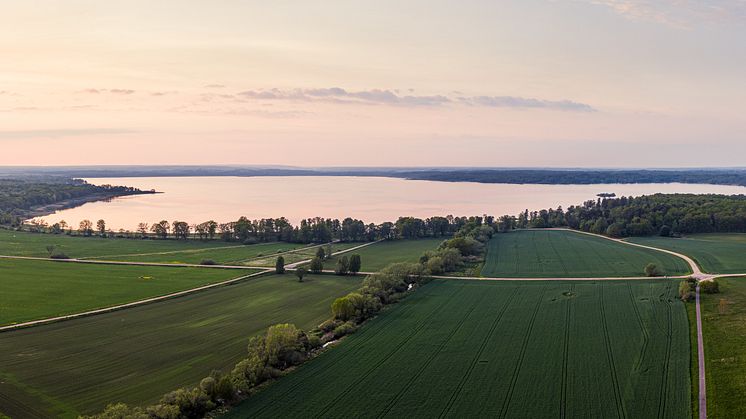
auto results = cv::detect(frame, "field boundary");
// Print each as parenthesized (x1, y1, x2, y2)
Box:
(0, 268, 272, 333)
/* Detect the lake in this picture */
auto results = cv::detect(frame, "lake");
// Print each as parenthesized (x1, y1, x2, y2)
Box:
(35, 176, 746, 231)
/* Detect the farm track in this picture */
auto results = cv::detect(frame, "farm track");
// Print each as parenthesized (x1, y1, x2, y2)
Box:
(437, 287, 520, 418)
(628, 282, 649, 373)
(657, 284, 674, 419)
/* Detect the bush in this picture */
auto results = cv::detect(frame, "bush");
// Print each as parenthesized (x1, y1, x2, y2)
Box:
(679, 280, 695, 301)
(49, 252, 70, 260)
(644, 263, 660, 277)
(200, 259, 216, 265)
(309, 257, 324, 274)
(335, 256, 349, 275)
(331, 296, 356, 321)
(426, 256, 444, 275)
(243, 237, 259, 245)
(700, 279, 720, 294)
(332, 321, 357, 338)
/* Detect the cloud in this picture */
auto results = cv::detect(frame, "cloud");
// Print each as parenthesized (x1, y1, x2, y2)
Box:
(235, 87, 594, 111)
(204, 84, 226, 89)
(0, 128, 136, 139)
(576, 0, 746, 26)
(459, 96, 596, 112)
(81, 88, 136, 95)
(151, 91, 178, 96)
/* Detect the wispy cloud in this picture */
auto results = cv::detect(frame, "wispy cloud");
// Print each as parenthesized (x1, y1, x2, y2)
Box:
(204, 84, 226, 89)
(236, 87, 594, 111)
(458, 96, 596, 112)
(0, 128, 136, 139)
(81, 88, 136, 95)
(577, 0, 746, 26)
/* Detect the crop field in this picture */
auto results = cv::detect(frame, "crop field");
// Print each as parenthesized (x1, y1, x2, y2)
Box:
(0, 273, 362, 418)
(0, 258, 256, 326)
(101, 241, 308, 265)
(629, 234, 746, 274)
(481, 230, 691, 278)
(693, 277, 746, 418)
(324, 238, 442, 272)
(226, 279, 691, 418)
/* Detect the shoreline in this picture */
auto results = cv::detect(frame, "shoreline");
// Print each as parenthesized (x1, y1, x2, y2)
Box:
(23, 190, 157, 220)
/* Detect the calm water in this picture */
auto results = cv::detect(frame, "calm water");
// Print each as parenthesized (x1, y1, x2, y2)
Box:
(35, 176, 746, 230)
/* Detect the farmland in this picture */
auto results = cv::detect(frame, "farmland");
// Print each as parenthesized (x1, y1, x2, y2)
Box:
(0, 258, 256, 325)
(481, 230, 691, 278)
(694, 277, 746, 418)
(0, 228, 311, 265)
(226, 279, 691, 418)
(0, 273, 362, 418)
(629, 234, 746, 274)
(324, 238, 442, 271)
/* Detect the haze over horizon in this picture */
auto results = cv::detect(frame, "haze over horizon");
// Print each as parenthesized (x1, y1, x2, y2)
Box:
(2, 1, 745, 167)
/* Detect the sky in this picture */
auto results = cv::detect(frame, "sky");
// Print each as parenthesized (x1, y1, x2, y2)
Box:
(1, 0, 745, 167)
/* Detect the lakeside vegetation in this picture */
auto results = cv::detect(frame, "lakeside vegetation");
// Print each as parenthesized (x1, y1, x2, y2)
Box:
(323, 238, 442, 272)
(481, 230, 690, 278)
(0, 176, 152, 225)
(226, 279, 691, 418)
(0, 258, 258, 326)
(0, 274, 362, 418)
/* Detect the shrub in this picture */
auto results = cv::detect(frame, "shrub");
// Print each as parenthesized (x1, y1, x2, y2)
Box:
(348, 254, 362, 274)
(275, 256, 285, 274)
(49, 252, 70, 260)
(644, 263, 660, 277)
(679, 280, 695, 301)
(700, 279, 720, 294)
(331, 296, 356, 321)
(426, 256, 444, 275)
(335, 256, 350, 275)
(309, 257, 324, 274)
(200, 259, 216, 265)
(332, 321, 357, 338)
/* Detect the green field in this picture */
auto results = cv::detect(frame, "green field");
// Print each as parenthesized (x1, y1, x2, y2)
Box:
(0, 273, 362, 418)
(0, 258, 256, 326)
(226, 279, 691, 418)
(0, 229, 234, 258)
(102, 241, 308, 265)
(694, 277, 746, 418)
(629, 234, 746, 274)
(324, 238, 442, 271)
(481, 230, 691, 278)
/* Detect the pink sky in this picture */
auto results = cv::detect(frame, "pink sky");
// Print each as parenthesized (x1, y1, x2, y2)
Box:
(1, 1, 745, 167)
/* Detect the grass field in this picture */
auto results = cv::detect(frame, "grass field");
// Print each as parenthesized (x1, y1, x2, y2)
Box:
(694, 277, 746, 418)
(324, 238, 442, 272)
(0, 258, 256, 326)
(226, 279, 691, 418)
(0, 273, 362, 418)
(481, 230, 691, 278)
(629, 234, 746, 274)
(0, 229, 314, 265)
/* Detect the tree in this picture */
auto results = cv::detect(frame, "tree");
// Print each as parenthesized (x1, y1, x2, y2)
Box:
(315, 246, 325, 260)
(659, 225, 672, 237)
(331, 296, 356, 321)
(96, 219, 106, 236)
(59, 220, 68, 232)
(137, 222, 149, 238)
(295, 266, 307, 282)
(644, 263, 660, 277)
(172, 221, 190, 240)
(275, 256, 285, 274)
(309, 257, 324, 274)
(79, 219, 93, 236)
(325, 244, 333, 260)
(348, 254, 361, 275)
(335, 255, 349, 275)
(151, 220, 170, 239)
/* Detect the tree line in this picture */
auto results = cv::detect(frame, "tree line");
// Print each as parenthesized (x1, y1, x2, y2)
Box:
(511, 194, 746, 237)
(24, 214, 495, 244)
